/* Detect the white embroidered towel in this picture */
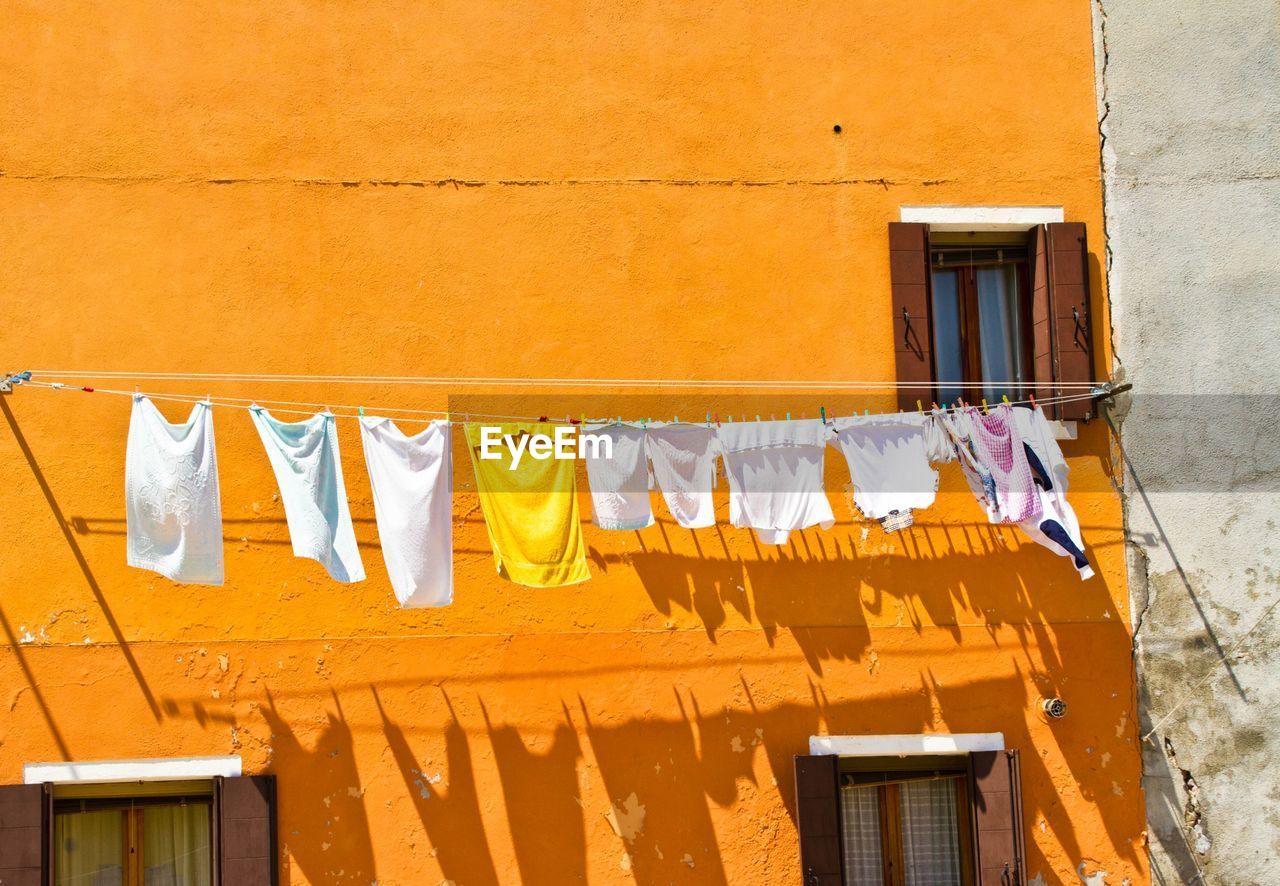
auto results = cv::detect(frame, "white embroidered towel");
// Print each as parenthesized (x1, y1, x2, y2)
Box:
(583, 422, 654, 530)
(125, 394, 224, 585)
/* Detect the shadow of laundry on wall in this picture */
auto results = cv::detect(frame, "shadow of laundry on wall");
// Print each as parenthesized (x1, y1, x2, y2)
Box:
(482, 699, 588, 883)
(373, 685, 501, 886)
(259, 688, 378, 886)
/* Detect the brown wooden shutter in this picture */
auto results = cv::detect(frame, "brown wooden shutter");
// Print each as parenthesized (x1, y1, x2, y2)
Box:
(217, 775, 277, 886)
(0, 784, 48, 886)
(794, 754, 842, 885)
(970, 750, 1026, 886)
(1028, 224, 1054, 409)
(888, 222, 933, 411)
(1044, 222, 1095, 421)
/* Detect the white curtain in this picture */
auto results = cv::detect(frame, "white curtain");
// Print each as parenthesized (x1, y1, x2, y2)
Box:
(900, 778, 963, 885)
(976, 265, 1024, 401)
(55, 810, 124, 886)
(142, 804, 212, 886)
(840, 785, 884, 885)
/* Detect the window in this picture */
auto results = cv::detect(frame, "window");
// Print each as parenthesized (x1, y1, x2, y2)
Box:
(794, 749, 1025, 886)
(928, 235, 1032, 406)
(888, 220, 1096, 421)
(838, 757, 974, 886)
(53, 783, 213, 886)
(0, 772, 277, 886)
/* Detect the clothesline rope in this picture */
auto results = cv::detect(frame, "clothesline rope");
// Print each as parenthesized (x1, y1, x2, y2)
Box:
(18, 378, 1103, 426)
(27, 369, 1107, 390)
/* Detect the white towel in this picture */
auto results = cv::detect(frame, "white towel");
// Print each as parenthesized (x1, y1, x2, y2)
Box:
(830, 413, 939, 521)
(360, 417, 453, 606)
(125, 395, 224, 585)
(717, 419, 835, 545)
(646, 423, 720, 529)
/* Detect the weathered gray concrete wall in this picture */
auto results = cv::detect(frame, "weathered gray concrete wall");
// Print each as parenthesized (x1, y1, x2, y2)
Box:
(1094, 1, 1280, 883)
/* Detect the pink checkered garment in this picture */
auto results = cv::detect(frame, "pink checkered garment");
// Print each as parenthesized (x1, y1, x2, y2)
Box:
(966, 404, 1043, 524)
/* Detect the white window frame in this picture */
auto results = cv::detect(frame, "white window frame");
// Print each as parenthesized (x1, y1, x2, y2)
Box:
(24, 755, 241, 784)
(899, 205, 1063, 232)
(809, 733, 1004, 757)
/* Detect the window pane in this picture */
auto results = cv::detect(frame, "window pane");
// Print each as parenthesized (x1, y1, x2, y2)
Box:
(899, 778, 963, 886)
(930, 269, 964, 405)
(840, 785, 884, 885)
(55, 810, 124, 886)
(975, 265, 1026, 402)
(143, 804, 212, 886)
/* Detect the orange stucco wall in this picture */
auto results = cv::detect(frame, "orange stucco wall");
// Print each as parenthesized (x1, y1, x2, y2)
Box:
(0, 2, 1146, 884)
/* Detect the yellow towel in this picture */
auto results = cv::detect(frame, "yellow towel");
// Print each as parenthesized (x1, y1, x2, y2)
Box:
(464, 423, 591, 587)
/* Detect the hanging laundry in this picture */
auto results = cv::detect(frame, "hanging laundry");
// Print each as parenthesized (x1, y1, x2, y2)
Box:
(829, 413, 938, 530)
(582, 422, 654, 530)
(1011, 406, 1094, 580)
(249, 406, 365, 583)
(645, 423, 720, 529)
(464, 423, 590, 587)
(359, 417, 453, 606)
(717, 419, 834, 544)
(951, 405, 1043, 524)
(125, 394, 224, 585)
(923, 410, 957, 464)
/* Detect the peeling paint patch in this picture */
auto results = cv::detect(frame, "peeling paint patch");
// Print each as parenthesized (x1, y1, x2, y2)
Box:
(1077, 861, 1109, 885)
(217, 653, 229, 672)
(604, 792, 646, 842)
(1028, 874, 1048, 886)
(681, 853, 695, 867)
(730, 735, 745, 753)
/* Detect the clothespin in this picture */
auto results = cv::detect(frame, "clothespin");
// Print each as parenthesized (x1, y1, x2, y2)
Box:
(1002, 394, 1010, 406)
(786, 412, 791, 421)
(713, 412, 720, 426)
(755, 414, 761, 422)
(727, 415, 734, 422)
(538, 415, 548, 422)
(981, 398, 989, 413)
(358, 405, 364, 417)
(706, 412, 712, 426)
(1029, 392, 1037, 409)
(819, 406, 827, 425)
(580, 412, 586, 425)
(864, 408, 870, 416)
(917, 400, 923, 413)
(674, 415, 679, 423)
(931, 401, 940, 411)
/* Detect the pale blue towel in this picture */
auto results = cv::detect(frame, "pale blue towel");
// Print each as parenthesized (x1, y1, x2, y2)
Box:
(249, 406, 365, 582)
